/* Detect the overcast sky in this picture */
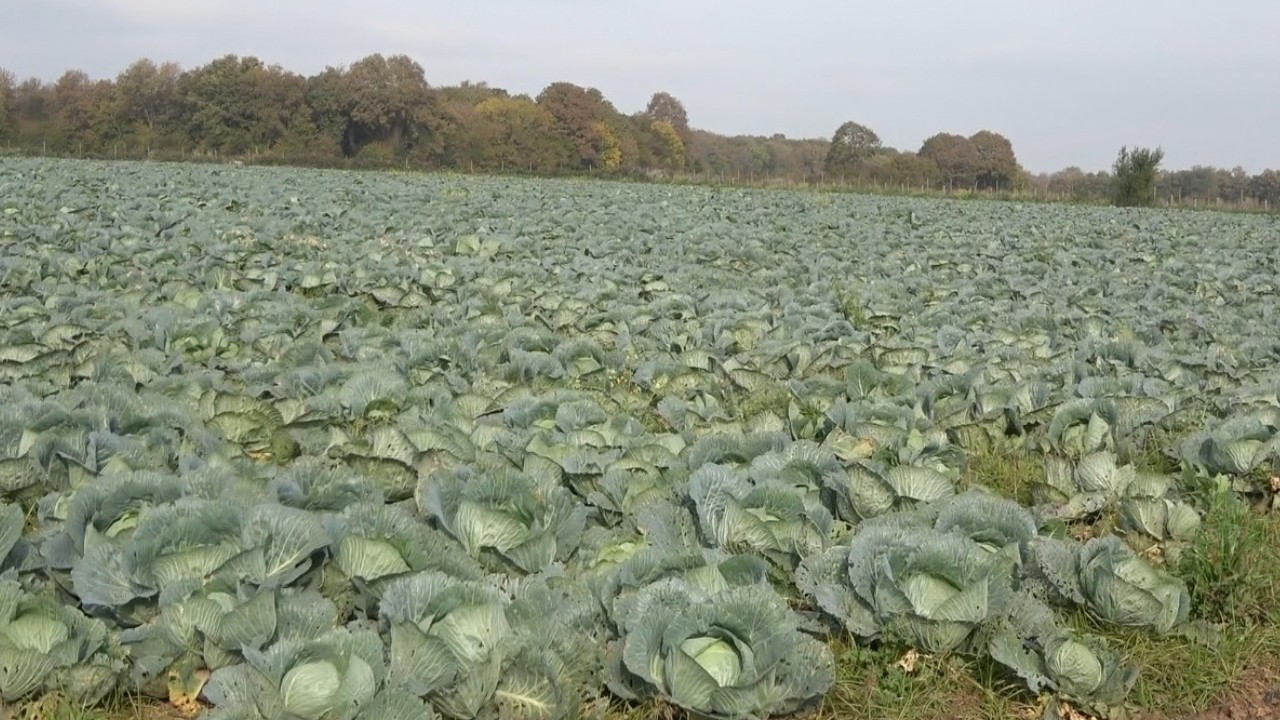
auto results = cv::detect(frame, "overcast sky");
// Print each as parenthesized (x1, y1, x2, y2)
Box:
(3, 0, 1278, 173)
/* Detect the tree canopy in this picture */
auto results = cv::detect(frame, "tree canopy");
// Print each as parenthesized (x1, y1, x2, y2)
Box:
(1, 68, 20, 141)
(1111, 146, 1164, 207)
(918, 131, 1022, 190)
(823, 121, 882, 179)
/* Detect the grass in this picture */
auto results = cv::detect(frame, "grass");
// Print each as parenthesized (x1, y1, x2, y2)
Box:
(959, 447, 1042, 505)
(805, 640, 1034, 720)
(1101, 620, 1280, 715)
(1176, 485, 1280, 625)
(10, 454, 1280, 720)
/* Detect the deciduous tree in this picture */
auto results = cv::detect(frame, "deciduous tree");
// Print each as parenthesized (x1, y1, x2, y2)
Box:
(179, 55, 306, 155)
(919, 132, 979, 189)
(823, 121, 882, 178)
(344, 54, 432, 156)
(968, 130, 1019, 190)
(1247, 169, 1280, 207)
(884, 150, 940, 187)
(470, 95, 575, 172)
(643, 91, 691, 155)
(537, 82, 616, 169)
(648, 120, 686, 172)
(48, 70, 122, 151)
(304, 67, 354, 156)
(1111, 145, 1163, 207)
(115, 59, 181, 147)
(0, 68, 14, 142)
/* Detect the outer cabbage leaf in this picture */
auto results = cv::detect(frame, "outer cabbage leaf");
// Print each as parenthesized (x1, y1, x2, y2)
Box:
(0, 578, 117, 704)
(826, 462, 955, 523)
(419, 465, 586, 574)
(380, 570, 510, 708)
(204, 626, 384, 720)
(688, 463, 832, 567)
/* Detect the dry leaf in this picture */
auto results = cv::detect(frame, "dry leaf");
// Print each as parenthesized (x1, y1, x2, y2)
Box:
(894, 648, 919, 673)
(1022, 694, 1052, 720)
(1140, 543, 1165, 565)
(168, 667, 211, 718)
(1068, 522, 1095, 542)
(8, 695, 57, 720)
(1058, 699, 1094, 720)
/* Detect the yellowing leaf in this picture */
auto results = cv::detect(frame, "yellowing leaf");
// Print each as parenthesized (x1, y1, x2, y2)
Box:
(168, 667, 211, 718)
(894, 649, 919, 673)
(1058, 699, 1093, 720)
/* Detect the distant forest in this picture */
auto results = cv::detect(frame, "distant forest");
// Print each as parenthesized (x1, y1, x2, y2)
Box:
(2, 53, 1278, 208)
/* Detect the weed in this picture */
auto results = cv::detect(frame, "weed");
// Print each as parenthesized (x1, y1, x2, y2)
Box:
(1176, 489, 1280, 624)
(959, 449, 1041, 505)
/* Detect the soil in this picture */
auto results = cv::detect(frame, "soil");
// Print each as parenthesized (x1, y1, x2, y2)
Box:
(1134, 665, 1280, 720)
(1186, 665, 1280, 720)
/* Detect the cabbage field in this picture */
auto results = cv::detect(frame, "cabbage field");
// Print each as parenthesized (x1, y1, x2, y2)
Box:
(1, 157, 1279, 720)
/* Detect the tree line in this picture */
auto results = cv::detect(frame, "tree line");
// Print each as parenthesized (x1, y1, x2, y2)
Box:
(1035, 162, 1280, 209)
(1, 53, 1276, 209)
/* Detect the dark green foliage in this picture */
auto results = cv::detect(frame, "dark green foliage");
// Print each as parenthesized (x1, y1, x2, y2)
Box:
(1111, 146, 1164, 207)
(824, 121, 882, 178)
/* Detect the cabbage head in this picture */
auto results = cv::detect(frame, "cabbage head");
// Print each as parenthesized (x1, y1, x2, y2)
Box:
(608, 579, 832, 718)
(825, 462, 955, 523)
(1182, 415, 1277, 477)
(120, 584, 278, 698)
(329, 502, 484, 597)
(933, 491, 1038, 559)
(379, 570, 510, 716)
(203, 626, 400, 720)
(1046, 400, 1116, 459)
(688, 463, 832, 567)
(797, 526, 1015, 653)
(1078, 536, 1189, 632)
(0, 579, 118, 705)
(989, 626, 1137, 712)
(418, 465, 586, 574)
